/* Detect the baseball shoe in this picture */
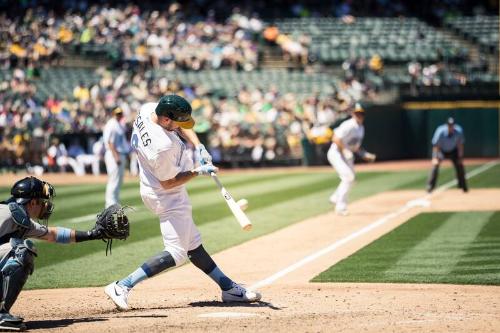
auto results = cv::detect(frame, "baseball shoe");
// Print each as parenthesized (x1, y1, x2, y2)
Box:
(105, 281, 130, 311)
(329, 194, 337, 205)
(222, 283, 261, 303)
(335, 208, 348, 216)
(0, 312, 26, 331)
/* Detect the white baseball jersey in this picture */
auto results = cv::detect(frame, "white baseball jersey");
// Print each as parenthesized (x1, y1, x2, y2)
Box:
(103, 118, 129, 154)
(332, 117, 365, 152)
(131, 103, 194, 215)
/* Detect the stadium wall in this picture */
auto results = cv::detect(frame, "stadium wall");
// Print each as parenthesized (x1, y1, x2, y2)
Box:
(363, 102, 500, 160)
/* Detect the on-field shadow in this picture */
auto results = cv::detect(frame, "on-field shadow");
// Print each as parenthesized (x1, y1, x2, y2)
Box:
(117, 314, 170, 319)
(190, 301, 282, 310)
(26, 317, 107, 330)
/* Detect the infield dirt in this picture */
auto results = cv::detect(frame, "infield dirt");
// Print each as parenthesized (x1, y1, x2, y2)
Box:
(12, 184, 500, 333)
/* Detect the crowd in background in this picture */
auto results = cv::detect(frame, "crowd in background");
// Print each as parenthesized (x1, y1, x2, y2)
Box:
(0, 0, 498, 174)
(0, 63, 362, 173)
(1, 3, 263, 71)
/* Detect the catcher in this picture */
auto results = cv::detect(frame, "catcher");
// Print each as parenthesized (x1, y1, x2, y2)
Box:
(0, 176, 129, 331)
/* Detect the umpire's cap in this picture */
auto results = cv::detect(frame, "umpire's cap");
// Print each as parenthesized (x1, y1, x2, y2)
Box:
(155, 95, 195, 129)
(10, 176, 56, 204)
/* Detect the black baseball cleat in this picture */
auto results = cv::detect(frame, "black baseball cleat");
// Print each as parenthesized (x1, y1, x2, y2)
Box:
(0, 312, 26, 331)
(0, 321, 27, 331)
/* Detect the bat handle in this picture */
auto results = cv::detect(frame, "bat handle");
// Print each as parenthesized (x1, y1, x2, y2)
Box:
(210, 172, 223, 189)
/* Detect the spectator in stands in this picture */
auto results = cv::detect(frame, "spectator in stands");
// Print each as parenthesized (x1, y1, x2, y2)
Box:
(46, 138, 82, 175)
(263, 25, 279, 46)
(68, 138, 100, 176)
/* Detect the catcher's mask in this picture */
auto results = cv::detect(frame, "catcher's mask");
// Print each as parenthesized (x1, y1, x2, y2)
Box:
(10, 176, 56, 221)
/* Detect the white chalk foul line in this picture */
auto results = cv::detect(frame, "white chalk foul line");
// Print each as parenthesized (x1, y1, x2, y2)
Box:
(249, 160, 499, 291)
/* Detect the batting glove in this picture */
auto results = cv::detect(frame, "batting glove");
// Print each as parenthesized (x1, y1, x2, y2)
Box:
(194, 164, 218, 176)
(196, 144, 213, 166)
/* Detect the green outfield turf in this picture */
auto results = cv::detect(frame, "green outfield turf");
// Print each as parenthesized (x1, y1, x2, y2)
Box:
(0, 162, 497, 289)
(312, 211, 500, 285)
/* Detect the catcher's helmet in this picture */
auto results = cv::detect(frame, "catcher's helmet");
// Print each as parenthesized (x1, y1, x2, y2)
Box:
(155, 95, 195, 129)
(10, 177, 56, 219)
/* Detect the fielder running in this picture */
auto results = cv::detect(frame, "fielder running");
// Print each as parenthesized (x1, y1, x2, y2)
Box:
(0, 177, 123, 331)
(104, 94, 261, 311)
(327, 104, 376, 215)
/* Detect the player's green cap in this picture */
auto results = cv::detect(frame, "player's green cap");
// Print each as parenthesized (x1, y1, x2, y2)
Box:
(353, 103, 365, 113)
(155, 95, 195, 129)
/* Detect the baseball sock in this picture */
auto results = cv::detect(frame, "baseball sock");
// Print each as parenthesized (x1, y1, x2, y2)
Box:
(188, 245, 234, 291)
(118, 267, 148, 289)
(207, 266, 234, 291)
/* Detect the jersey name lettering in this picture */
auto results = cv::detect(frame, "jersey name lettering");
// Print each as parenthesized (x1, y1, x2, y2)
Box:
(134, 115, 152, 146)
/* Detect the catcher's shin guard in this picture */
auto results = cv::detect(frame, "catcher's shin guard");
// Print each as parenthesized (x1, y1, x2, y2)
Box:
(0, 239, 36, 312)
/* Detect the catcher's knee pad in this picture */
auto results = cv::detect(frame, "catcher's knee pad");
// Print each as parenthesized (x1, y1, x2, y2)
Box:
(187, 245, 216, 274)
(0, 239, 37, 312)
(141, 251, 176, 277)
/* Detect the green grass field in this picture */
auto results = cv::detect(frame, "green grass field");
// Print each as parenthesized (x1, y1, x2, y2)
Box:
(0, 163, 498, 289)
(312, 211, 500, 285)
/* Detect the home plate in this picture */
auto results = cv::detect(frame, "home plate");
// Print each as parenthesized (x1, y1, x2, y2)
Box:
(198, 312, 259, 318)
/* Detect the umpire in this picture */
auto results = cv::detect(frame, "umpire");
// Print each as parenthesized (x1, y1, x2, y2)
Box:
(427, 117, 468, 193)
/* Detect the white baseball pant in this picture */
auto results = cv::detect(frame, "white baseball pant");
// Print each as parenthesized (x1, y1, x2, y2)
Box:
(327, 144, 355, 212)
(104, 150, 125, 208)
(141, 191, 202, 266)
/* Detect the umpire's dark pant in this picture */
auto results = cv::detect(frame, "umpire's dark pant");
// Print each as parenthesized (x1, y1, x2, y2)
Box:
(427, 148, 468, 192)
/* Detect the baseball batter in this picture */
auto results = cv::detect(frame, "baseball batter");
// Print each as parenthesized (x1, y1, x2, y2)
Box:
(0, 177, 116, 331)
(104, 94, 261, 311)
(103, 107, 130, 208)
(327, 104, 376, 215)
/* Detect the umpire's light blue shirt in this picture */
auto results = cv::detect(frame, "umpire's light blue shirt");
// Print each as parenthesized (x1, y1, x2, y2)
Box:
(431, 124, 465, 152)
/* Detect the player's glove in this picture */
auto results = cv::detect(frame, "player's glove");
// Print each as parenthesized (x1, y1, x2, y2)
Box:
(364, 152, 377, 163)
(196, 144, 212, 166)
(342, 149, 354, 160)
(194, 164, 218, 176)
(90, 204, 130, 255)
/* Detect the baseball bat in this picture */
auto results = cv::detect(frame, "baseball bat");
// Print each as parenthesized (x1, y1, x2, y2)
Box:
(210, 172, 252, 231)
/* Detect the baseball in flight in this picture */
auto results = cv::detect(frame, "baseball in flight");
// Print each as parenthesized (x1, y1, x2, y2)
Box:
(237, 198, 249, 211)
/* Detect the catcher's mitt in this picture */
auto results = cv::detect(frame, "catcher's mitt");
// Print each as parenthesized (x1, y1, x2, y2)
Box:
(93, 204, 130, 255)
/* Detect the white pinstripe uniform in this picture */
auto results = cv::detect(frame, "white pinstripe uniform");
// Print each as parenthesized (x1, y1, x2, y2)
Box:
(131, 103, 200, 265)
(327, 117, 365, 214)
(103, 116, 129, 208)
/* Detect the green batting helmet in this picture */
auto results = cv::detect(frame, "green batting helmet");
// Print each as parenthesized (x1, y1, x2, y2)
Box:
(155, 95, 195, 129)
